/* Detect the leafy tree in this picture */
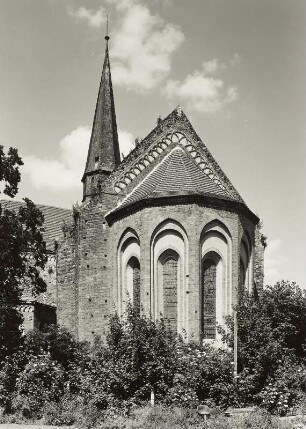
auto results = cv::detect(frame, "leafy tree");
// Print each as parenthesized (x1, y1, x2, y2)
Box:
(0, 146, 47, 362)
(81, 305, 180, 408)
(0, 146, 23, 197)
(219, 281, 306, 409)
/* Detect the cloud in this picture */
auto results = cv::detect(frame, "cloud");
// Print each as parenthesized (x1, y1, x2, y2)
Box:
(202, 59, 226, 74)
(67, 6, 105, 28)
(108, 0, 185, 91)
(118, 130, 135, 158)
(23, 127, 90, 192)
(264, 238, 288, 286)
(22, 126, 134, 192)
(165, 55, 239, 113)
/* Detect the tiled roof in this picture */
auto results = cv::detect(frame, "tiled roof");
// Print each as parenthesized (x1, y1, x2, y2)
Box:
(83, 40, 120, 181)
(0, 199, 72, 250)
(108, 108, 245, 206)
(117, 147, 234, 210)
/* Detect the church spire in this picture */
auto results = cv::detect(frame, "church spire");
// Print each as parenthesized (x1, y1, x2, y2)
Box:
(82, 30, 120, 200)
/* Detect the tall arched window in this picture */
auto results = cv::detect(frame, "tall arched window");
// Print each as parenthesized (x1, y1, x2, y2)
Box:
(159, 250, 179, 331)
(239, 258, 246, 290)
(202, 258, 217, 339)
(201, 220, 232, 344)
(118, 229, 140, 315)
(240, 232, 252, 292)
(126, 256, 141, 315)
(151, 220, 188, 334)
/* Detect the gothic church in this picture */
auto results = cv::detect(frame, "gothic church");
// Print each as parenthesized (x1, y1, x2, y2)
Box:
(12, 37, 265, 343)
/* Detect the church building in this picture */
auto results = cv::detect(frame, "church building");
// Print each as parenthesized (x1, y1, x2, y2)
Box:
(13, 36, 265, 343)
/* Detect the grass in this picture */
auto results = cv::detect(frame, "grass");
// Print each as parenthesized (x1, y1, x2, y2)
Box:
(1, 406, 305, 429)
(86, 407, 305, 429)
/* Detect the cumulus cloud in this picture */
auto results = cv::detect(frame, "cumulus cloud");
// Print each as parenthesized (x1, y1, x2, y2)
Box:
(165, 55, 239, 113)
(67, 6, 105, 28)
(107, 0, 184, 91)
(166, 74, 237, 114)
(264, 238, 288, 286)
(118, 130, 135, 158)
(202, 59, 226, 74)
(23, 127, 90, 192)
(22, 126, 134, 192)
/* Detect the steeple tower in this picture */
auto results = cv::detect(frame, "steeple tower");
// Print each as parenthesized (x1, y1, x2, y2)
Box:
(82, 32, 120, 200)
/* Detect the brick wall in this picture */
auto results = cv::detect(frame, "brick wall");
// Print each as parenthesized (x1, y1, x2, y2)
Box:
(56, 195, 262, 343)
(254, 224, 265, 297)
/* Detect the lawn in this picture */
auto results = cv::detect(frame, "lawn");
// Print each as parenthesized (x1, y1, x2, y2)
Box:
(1, 407, 305, 429)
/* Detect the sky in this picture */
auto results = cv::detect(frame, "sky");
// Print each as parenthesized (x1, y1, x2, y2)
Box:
(0, 0, 305, 287)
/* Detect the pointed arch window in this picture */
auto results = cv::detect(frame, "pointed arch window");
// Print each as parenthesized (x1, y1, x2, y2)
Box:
(160, 252, 179, 330)
(202, 258, 217, 340)
(151, 220, 188, 335)
(239, 258, 246, 291)
(126, 256, 141, 315)
(118, 229, 140, 315)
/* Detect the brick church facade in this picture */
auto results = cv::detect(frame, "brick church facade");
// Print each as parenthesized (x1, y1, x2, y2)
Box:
(10, 37, 265, 343)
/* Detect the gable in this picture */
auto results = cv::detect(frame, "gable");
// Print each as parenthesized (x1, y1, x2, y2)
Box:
(106, 108, 246, 215)
(117, 146, 234, 210)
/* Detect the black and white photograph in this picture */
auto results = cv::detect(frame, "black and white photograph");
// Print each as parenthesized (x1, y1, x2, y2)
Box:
(0, 1, 305, 428)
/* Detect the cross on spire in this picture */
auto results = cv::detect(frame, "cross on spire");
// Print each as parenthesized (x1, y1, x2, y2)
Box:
(105, 14, 109, 41)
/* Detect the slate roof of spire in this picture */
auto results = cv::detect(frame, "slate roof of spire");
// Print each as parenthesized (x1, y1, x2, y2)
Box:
(118, 147, 234, 209)
(0, 200, 71, 250)
(82, 38, 120, 181)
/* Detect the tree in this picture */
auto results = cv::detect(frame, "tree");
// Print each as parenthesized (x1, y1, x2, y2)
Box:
(219, 281, 306, 409)
(0, 146, 23, 197)
(236, 281, 306, 380)
(0, 146, 47, 362)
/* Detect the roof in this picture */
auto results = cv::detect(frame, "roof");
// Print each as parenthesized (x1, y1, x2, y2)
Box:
(118, 147, 234, 209)
(106, 107, 252, 218)
(108, 108, 244, 204)
(83, 39, 120, 182)
(0, 199, 72, 250)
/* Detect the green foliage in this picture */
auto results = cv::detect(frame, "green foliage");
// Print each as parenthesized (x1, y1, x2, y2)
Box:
(0, 325, 88, 413)
(219, 281, 306, 412)
(23, 324, 89, 372)
(11, 352, 65, 419)
(0, 146, 47, 363)
(258, 357, 306, 416)
(0, 146, 23, 198)
(78, 305, 181, 409)
(75, 305, 237, 413)
(1, 281, 305, 423)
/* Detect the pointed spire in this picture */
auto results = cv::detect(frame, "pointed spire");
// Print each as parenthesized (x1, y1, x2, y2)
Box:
(82, 27, 120, 199)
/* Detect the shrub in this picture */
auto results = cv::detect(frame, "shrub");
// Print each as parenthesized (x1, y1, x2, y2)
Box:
(11, 352, 65, 419)
(78, 305, 181, 408)
(258, 357, 306, 415)
(219, 281, 306, 412)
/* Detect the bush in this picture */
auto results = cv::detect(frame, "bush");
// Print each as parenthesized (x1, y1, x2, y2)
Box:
(258, 357, 306, 415)
(1, 281, 305, 422)
(77, 306, 181, 410)
(219, 281, 306, 413)
(0, 325, 88, 414)
(11, 352, 65, 419)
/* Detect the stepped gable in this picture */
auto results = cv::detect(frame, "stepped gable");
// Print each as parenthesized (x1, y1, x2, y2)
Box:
(0, 200, 71, 250)
(105, 107, 246, 216)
